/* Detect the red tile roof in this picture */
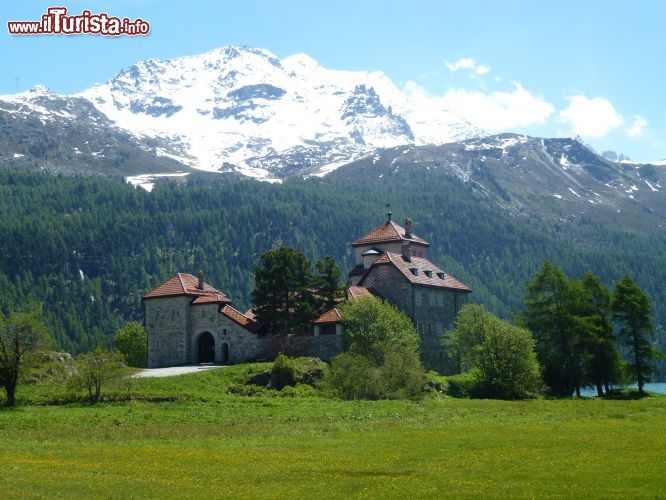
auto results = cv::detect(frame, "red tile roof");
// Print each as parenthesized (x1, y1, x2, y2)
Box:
(221, 305, 258, 330)
(365, 252, 471, 292)
(143, 273, 231, 302)
(191, 293, 231, 304)
(314, 287, 375, 325)
(347, 286, 373, 300)
(352, 220, 429, 247)
(313, 307, 342, 325)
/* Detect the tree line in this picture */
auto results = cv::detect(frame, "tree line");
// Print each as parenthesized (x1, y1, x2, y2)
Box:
(0, 249, 662, 405)
(446, 262, 663, 398)
(0, 166, 664, 382)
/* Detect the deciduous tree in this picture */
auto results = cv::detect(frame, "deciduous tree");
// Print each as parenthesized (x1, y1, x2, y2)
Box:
(445, 304, 542, 399)
(339, 296, 420, 364)
(328, 296, 425, 399)
(115, 321, 147, 368)
(69, 347, 127, 404)
(0, 307, 51, 406)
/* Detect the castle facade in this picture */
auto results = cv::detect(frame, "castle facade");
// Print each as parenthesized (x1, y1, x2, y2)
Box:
(143, 216, 470, 373)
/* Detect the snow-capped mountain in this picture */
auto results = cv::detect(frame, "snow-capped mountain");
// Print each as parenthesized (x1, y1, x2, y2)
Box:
(0, 84, 188, 177)
(74, 45, 480, 179)
(329, 133, 666, 233)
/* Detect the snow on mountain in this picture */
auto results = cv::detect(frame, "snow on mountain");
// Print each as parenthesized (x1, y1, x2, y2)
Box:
(0, 84, 189, 177)
(76, 45, 481, 179)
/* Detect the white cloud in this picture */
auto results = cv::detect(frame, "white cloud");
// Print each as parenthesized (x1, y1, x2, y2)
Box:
(558, 95, 624, 138)
(436, 82, 555, 131)
(627, 116, 647, 138)
(445, 58, 490, 75)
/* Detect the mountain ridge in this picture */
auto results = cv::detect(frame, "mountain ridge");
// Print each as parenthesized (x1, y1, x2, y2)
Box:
(0, 45, 663, 232)
(2, 44, 483, 180)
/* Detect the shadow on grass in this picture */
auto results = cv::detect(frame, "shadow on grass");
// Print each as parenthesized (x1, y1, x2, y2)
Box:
(603, 389, 651, 400)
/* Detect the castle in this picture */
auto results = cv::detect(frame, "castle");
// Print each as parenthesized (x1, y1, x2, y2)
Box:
(143, 216, 471, 373)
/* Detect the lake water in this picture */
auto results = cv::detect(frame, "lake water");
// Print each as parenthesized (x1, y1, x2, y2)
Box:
(580, 382, 666, 397)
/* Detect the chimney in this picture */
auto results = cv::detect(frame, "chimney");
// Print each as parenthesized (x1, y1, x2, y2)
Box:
(404, 217, 412, 239)
(197, 270, 205, 290)
(402, 241, 412, 262)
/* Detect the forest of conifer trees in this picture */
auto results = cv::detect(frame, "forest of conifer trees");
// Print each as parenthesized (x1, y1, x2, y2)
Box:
(0, 166, 663, 378)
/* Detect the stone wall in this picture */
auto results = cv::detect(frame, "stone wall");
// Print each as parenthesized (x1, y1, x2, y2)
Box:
(363, 265, 414, 316)
(414, 288, 469, 374)
(145, 296, 191, 368)
(258, 332, 344, 361)
(145, 298, 263, 368)
(360, 267, 470, 374)
(189, 303, 262, 364)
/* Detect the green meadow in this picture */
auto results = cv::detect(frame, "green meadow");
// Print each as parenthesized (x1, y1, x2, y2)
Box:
(1, 365, 665, 498)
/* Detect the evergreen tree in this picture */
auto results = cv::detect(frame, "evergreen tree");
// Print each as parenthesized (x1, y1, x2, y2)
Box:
(313, 255, 344, 314)
(520, 262, 580, 396)
(611, 275, 661, 396)
(578, 272, 624, 395)
(251, 247, 317, 335)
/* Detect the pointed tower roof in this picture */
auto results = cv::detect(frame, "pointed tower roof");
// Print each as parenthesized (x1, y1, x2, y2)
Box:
(352, 220, 429, 247)
(143, 273, 230, 302)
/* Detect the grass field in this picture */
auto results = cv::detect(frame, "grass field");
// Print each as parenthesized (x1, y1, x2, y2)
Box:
(1, 364, 665, 498)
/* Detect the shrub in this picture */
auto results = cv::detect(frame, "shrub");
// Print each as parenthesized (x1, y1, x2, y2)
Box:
(68, 348, 128, 404)
(270, 354, 298, 390)
(327, 348, 425, 400)
(444, 371, 479, 398)
(114, 322, 147, 368)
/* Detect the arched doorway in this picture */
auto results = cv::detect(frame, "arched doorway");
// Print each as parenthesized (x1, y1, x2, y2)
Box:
(221, 343, 229, 364)
(197, 332, 215, 364)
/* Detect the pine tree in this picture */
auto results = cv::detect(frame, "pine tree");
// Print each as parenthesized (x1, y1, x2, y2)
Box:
(251, 247, 317, 335)
(611, 275, 661, 396)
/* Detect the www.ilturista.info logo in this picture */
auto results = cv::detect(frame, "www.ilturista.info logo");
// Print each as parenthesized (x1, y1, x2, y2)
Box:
(7, 7, 150, 36)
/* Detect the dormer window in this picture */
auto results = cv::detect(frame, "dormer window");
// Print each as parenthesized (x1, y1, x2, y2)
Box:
(424, 270, 432, 278)
(410, 268, 419, 276)
(436, 272, 446, 280)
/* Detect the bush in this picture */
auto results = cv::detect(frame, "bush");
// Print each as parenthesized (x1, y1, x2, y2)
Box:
(114, 322, 147, 368)
(444, 371, 479, 398)
(327, 353, 382, 400)
(327, 348, 425, 400)
(270, 354, 298, 390)
(423, 371, 448, 396)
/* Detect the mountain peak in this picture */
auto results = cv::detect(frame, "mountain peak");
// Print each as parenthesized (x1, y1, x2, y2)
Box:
(2, 45, 484, 181)
(29, 84, 51, 95)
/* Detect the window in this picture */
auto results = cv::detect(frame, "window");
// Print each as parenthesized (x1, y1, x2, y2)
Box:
(410, 267, 419, 276)
(424, 270, 432, 278)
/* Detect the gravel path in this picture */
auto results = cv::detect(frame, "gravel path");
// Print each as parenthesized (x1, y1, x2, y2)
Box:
(134, 365, 226, 378)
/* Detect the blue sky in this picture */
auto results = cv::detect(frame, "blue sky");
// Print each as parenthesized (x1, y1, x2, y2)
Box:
(4, 1, 665, 162)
